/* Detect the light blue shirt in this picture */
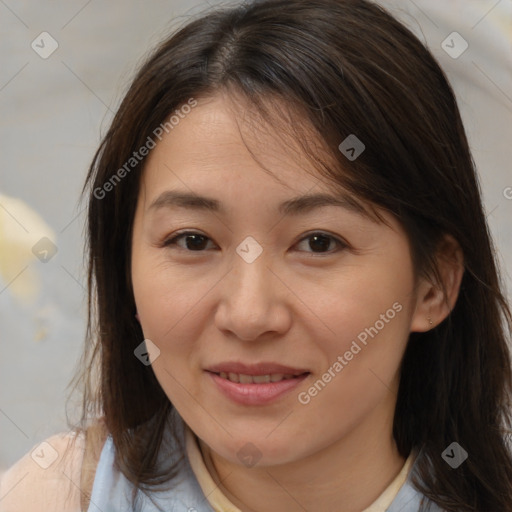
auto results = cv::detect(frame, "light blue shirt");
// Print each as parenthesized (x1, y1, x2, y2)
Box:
(87, 413, 444, 512)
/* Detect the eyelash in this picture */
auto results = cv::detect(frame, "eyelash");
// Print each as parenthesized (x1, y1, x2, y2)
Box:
(161, 230, 348, 256)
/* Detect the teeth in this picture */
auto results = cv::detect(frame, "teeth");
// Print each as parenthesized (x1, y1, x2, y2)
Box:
(218, 372, 299, 383)
(239, 374, 253, 384)
(252, 375, 271, 383)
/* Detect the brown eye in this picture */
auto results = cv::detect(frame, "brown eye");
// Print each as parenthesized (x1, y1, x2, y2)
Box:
(164, 231, 214, 251)
(295, 232, 346, 254)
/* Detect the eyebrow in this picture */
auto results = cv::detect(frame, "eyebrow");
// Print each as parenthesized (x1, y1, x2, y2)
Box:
(148, 190, 373, 219)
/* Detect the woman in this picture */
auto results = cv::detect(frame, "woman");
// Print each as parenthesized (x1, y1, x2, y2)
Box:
(1, 0, 511, 510)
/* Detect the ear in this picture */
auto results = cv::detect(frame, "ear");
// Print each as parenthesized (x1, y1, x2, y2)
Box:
(410, 234, 465, 332)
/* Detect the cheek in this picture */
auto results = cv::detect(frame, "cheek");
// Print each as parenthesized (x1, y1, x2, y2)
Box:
(315, 257, 413, 350)
(294, 298, 412, 453)
(304, 258, 414, 407)
(131, 248, 211, 344)
(131, 257, 208, 411)
(323, 298, 409, 381)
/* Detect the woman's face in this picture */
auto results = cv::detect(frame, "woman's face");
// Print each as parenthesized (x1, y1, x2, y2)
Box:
(131, 92, 423, 467)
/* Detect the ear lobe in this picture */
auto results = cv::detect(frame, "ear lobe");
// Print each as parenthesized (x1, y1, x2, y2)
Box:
(410, 235, 465, 333)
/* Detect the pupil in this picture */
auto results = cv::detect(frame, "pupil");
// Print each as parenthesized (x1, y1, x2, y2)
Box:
(186, 234, 207, 250)
(310, 234, 330, 252)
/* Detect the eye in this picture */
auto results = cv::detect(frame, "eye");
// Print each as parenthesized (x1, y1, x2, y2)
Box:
(162, 230, 347, 255)
(163, 231, 216, 251)
(294, 232, 347, 254)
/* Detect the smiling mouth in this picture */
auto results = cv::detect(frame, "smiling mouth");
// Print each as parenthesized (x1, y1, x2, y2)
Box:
(214, 371, 310, 384)
(207, 369, 310, 405)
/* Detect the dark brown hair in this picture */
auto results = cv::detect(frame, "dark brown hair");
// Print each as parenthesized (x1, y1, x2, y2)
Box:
(70, 0, 512, 510)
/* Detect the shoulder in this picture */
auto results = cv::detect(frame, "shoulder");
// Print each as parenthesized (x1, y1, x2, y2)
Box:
(0, 430, 85, 511)
(0, 420, 108, 512)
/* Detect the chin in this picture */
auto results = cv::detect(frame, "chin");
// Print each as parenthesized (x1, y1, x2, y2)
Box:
(211, 430, 304, 468)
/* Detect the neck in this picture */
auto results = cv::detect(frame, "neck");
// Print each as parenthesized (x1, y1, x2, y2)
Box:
(198, 403, 408, 512)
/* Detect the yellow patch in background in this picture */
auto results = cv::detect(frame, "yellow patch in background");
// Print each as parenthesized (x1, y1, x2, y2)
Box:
(0, 193, 57, 305)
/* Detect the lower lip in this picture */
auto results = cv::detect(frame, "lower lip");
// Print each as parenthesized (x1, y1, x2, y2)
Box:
(207, 371, 309, 405)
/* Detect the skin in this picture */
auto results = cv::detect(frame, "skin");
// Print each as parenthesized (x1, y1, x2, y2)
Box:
(131, 91, 463, 512)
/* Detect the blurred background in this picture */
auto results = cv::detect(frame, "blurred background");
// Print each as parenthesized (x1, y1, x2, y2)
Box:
(0, 0, 511, 471)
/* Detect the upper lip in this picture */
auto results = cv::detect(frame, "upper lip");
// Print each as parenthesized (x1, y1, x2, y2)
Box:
(206, 362, 309, 376)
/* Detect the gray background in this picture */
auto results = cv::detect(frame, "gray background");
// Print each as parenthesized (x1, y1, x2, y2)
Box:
(1, 0, 511, 471)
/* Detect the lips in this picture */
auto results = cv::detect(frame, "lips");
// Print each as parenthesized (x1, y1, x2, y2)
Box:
(205, 362, 310, 405)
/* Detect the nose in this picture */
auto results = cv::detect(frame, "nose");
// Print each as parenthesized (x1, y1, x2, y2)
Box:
(214, 250, 292, 342)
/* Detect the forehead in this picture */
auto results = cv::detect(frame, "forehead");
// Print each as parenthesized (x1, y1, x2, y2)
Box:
(142, 92, 341, 197)
(137, 92, 385, 226)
